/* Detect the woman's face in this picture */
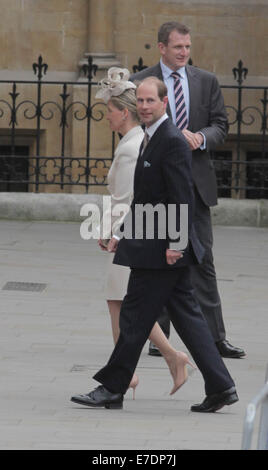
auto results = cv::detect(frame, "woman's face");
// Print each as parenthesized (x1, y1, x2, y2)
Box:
(106, 100, 126, 132)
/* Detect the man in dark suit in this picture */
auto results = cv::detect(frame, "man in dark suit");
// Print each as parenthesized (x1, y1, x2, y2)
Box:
(131, 21, 245, 359)
(71, 77, 238, 412)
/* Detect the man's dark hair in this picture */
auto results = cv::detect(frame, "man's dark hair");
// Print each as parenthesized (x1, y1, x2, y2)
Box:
(158, 22, 190, 45)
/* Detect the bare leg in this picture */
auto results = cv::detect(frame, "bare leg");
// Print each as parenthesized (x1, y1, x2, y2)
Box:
(107, 300, 175, 357)
(107, 300, 121, 344)
(149, 322, 177, 358)
(107, 301, 195, 395)
(149, 322, 196, 394)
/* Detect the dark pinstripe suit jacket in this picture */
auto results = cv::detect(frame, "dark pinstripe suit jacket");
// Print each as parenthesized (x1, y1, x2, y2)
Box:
(113, 118, 204, 270)
(130, 63, 228, 207)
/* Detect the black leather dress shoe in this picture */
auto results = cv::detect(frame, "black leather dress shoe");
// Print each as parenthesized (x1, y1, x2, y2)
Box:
(217, 339, 246, 358)
(148, 341, 162, 356)
(71, 385, 123, 409)
(191, 386, 239, 413)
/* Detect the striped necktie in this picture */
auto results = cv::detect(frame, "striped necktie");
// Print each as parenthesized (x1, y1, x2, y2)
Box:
(171, 72, 188, 130)
(141, 131, 149, 154)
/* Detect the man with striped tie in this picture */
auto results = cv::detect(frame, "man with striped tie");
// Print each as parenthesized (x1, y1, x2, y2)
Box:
(71, 77, 238, 413)
(131, 21, 246, 359)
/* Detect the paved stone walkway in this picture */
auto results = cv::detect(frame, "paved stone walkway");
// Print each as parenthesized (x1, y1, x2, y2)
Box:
(0, 220, 267, 450)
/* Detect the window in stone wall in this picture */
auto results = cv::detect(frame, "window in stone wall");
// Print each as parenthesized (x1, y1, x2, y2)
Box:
(0, 146, 29, 192)
(246, 151, 268, 199)
(212, 151, 232, 198)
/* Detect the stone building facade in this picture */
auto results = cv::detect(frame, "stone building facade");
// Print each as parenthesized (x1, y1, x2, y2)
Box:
(0, 0, 267, 196)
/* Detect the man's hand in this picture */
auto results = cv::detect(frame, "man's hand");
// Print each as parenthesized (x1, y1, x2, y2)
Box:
(182, 129, 204, 150)
(98, 239, 108, 251)
(107, 237, 119, 253)
(166, 249, 184, 265)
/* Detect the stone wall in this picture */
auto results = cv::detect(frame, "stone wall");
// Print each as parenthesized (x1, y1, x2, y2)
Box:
(0, 0, 267, 194)
(0, 0, 88, 80)
(1, 1, 266, 80)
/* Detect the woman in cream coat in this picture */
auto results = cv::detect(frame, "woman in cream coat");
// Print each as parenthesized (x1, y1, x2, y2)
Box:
(103, 125, 144, 300)
(97, 68, 195, 398)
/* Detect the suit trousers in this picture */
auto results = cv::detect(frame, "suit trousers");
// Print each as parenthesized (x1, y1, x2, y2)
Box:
(158, 188, 226, 343)
(93, 267, 234, 396)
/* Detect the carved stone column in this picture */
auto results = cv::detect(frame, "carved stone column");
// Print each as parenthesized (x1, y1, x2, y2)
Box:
(78, 0, 121, 80)
(88, 0, 115, 52)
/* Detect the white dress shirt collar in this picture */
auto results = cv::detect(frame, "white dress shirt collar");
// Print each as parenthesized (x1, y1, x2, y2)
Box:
(160, 59, 187, 80)
(146, 113, 169, 140)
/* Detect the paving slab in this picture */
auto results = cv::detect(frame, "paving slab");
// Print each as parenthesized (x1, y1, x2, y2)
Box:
(0, 220, 267, 450)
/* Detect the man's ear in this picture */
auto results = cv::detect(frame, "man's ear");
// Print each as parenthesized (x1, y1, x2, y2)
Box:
(158, 42, 165, 56)
(163, 95, 169, 107)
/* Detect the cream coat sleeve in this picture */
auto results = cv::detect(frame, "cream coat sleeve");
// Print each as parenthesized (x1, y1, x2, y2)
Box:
(100, 128, 144, 242)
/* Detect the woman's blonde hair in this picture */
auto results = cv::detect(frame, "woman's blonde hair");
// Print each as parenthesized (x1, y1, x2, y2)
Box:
(110, 88, 139, 123)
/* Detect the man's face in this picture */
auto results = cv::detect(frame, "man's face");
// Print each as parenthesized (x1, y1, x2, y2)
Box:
(136, 82, 168, 127)
(159, 30, 191, 70)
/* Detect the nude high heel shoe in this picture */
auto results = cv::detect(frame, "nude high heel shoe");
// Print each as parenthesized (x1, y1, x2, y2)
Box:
(129, 374, 139, 400)
(169, 351, 196, 396)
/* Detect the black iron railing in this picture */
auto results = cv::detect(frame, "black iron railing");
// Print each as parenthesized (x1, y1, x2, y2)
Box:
(0, 57, 267, 197)
(0, 56, 113, 192)
(215, 60, 268, 198)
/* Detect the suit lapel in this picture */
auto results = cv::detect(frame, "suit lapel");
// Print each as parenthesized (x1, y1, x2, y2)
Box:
(186, 65, 199, 131)
(142, 119, 169, 162)
(142, 132, 161, 162)
(151, 62, 163, 80)
(134, 121, 165, 195)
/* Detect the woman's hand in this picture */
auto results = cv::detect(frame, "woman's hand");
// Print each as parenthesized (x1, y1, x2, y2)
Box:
(98, 239, 108, 251)
(107, 237, 119, 253)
